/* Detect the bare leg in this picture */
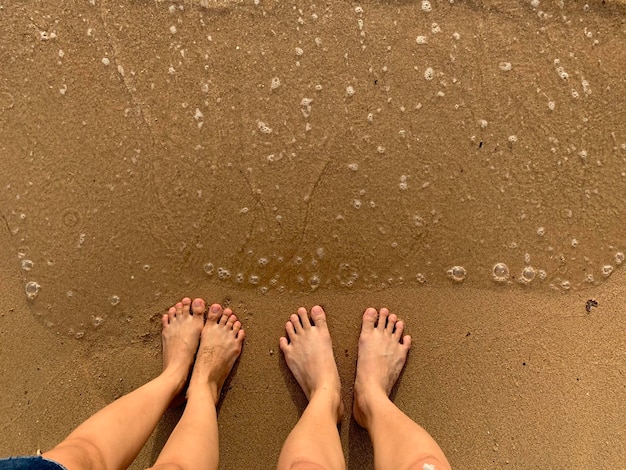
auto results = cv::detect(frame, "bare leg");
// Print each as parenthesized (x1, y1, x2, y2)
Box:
(43, 297, 206, 470)
(150, 303, 244, 470)
(353, 308, 451, 470)
(277, 306, 345, 470)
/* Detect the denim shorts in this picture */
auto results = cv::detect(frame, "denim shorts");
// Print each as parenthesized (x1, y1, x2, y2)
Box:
(0, 457, 66, 470)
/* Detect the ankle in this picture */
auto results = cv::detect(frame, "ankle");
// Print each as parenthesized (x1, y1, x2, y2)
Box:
(187, 379, 220, 404)
(309, 387, 343, 422)
(355, 386, 389, 422)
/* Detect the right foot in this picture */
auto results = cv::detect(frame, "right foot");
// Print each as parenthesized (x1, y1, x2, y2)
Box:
(189, 303, 245, 404)
(279, 306, 344, 422)
(353, 307, 411, 428)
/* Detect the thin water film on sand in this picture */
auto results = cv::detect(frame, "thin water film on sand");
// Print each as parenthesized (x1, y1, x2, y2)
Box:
(1, 0, 625, 338)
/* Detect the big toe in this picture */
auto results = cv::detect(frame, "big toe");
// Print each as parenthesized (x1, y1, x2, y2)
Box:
(207, 303, 223, 322)
(310, 305, 328, 328)
(361, 308, 377, 332)
(192, 298, 206, 317)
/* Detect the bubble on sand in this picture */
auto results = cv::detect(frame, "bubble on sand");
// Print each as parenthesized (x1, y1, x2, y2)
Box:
(521, 266, 536, 283)
(346, 86, 355, 97)
(217, 267, 231, 280)
(492, 263, 509, 282)
(21, 259, 34, 271)
(249, 274, 260, 285)
(499, 62, 512, 71)
(615, 252, 624, 265)
(0, 90, 15, 111)
(25, 281, 40, 300)
(204, 262, 215, 275)
(601, 265, 614, 277)
(424, 67, 434, 81)
(257, 121, 273, 134)
(109, 295, 120, 306)
(416, 36, 427, 45)
(447, 265, 466, 282)
(309, 275, 320, 290)
(270, 77, 281, 90)
(421, 0, 432, 12)
(101, 57, 110, 66)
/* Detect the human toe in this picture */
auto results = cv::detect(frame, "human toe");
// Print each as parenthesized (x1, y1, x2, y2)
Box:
(290, 313, 303, 333)
(208, 303, 222, 322)
(297, 307, 311, 329)
(385, 313, 397, 334)
(361, 308, 377, 332)
(376, 308, 389, 330)
(220, 308, 232, 325)
(181, 297, 192, 316)
(192, 298, 206, 317)
(310, 305, 327, 328)
(393, 320, 405, 340)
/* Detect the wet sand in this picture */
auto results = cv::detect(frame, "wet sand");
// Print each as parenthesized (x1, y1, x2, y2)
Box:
(1, 0, 626, 468)
(2, 255, 626, 468)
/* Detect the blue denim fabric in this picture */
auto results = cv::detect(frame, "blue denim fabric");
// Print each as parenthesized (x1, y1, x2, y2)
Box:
(0, 457, 66, 470)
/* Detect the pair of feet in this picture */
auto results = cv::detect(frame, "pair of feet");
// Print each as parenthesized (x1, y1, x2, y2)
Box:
(161, 298, 411, 428)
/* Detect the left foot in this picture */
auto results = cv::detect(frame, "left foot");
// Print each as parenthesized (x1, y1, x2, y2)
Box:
(161, 297, 206, 394)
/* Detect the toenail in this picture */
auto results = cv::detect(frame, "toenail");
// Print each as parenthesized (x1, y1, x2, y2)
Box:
(211, 305, 221, 313)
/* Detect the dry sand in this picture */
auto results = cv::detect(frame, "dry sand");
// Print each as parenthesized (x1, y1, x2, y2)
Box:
(1, 0, 625, 468)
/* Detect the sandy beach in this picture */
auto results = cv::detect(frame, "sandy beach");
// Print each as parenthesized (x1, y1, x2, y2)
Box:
(1, 0, 625, 468)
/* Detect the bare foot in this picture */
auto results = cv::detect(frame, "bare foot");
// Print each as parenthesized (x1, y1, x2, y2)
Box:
(279, 305, 344, 422)
(161, 297, 206, 394)
(189, 303, 245, 404)
(353, 307, 411, 428)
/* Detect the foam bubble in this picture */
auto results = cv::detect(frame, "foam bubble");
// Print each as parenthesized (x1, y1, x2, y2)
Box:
(346, 86, 355, 97)
(270, 77, 281, 90)
(21, 259, 34, 271)
(204, 262, 215, 275)
(447, 265, 466, 282)
(109, 295, 120, 306)
(424, 67, 434, 80)
(25, 281, 40, 300)
(521, 266, 536, 283)
(309, 275, 320, 290)
(615, 252, 624, 265)
(217, 267, 231, 280)
(492, 263, 509, 282)
(421, 0, 432, 12)
(601, 265, 614, 277)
